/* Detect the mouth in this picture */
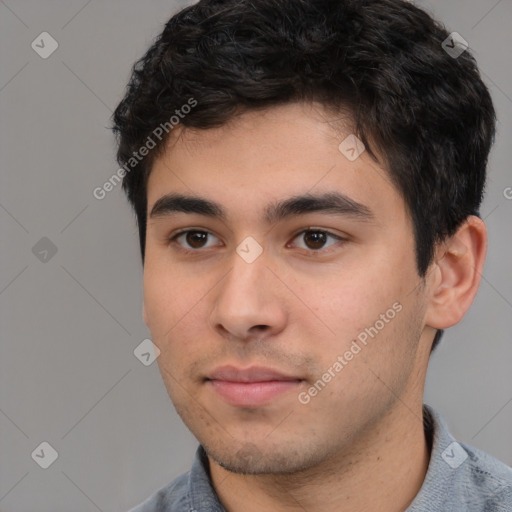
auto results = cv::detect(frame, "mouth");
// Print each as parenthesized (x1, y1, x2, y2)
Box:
(205, 366, 303, 407)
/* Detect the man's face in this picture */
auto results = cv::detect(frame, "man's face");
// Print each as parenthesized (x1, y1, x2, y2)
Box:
(143, 102, 432, 474)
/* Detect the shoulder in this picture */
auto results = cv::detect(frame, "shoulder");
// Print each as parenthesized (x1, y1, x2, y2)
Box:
(458, 441, 512, 511)
(125, 445, 224, 512)
(127, 472, 190, 512)
(408, 405, 512, 512)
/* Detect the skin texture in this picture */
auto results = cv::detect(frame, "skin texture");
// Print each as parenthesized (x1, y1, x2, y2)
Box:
(142, 102, 487, 512)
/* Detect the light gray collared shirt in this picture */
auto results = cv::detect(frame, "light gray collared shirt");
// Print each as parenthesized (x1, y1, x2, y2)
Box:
(128, 404, 512, 511)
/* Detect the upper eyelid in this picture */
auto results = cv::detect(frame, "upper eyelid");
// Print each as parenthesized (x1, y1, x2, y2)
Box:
(170, 226, 344, 235)
(169, 227, 345, 247)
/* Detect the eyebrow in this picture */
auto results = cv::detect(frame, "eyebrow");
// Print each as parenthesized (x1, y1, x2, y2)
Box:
(149, 191, 374, 224)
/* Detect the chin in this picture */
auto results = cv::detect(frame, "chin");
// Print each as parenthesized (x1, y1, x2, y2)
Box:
(204, 439, 320, 475)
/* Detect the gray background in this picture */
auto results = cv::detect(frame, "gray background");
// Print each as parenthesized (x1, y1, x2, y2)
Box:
(0, 0, 511, 510)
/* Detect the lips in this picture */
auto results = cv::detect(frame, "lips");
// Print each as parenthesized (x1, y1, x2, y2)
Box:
(206, 366, 303, 407)
(207, 366, 300, 383)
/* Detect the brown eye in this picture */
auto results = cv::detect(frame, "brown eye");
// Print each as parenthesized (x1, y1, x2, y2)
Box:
(184, 230, 209, 248)
(170, 230, 220, 251)
(303, 231, 328, 250)
(289, 229, 345, 253)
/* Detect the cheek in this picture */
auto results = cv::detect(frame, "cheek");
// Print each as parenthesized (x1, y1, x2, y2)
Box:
(143, 261, 210, 361)
(144, 245, 199, 310)
(322, 272, 382, 328)
(143, 260, 190, 340)
(315, 268, 419, 367)
(305, 300, 421, 422)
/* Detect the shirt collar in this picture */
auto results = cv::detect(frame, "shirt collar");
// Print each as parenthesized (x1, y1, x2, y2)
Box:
(187, 443, 227, 512)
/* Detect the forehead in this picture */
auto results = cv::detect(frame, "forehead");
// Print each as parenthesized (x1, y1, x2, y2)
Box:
(146, 102, 406, 227)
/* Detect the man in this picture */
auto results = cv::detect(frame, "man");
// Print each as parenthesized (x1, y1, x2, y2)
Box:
(112, 0, 512, 510)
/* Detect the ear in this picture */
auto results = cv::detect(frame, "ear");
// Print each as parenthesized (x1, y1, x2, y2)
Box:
(424, 215, 487, 331)
(143, 300, 149, 327)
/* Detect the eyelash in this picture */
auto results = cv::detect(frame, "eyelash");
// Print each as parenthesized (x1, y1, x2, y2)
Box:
(167, 228, 347, 256)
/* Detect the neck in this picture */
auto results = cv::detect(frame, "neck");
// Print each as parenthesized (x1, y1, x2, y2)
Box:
(209, 401, 430, 512)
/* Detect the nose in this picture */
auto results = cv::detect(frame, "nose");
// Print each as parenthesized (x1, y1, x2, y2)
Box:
(208, 246, 287, 343)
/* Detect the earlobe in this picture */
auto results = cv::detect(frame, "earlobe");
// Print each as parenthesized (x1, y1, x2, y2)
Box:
(143, 301, 149, 327)
(425, 216, 487, 330)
